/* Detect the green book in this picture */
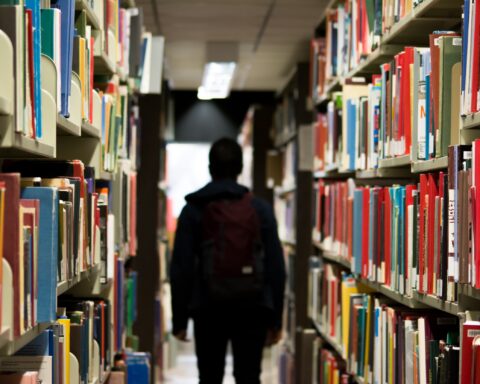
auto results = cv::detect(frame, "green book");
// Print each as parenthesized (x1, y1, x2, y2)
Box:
(40, 8, 54, 59)
(75, 9, 87, 39)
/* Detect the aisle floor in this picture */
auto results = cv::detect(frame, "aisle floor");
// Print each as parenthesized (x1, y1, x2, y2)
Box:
(163, 340, 279, 384)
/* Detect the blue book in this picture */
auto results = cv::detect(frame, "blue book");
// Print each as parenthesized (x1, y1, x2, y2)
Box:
(398, 187, 406, 292)
(353, 189, 364, 275)
(51, 0, 75, 117)
(25, 0, 42, 137)
(17, 328, 52, 356)
(21, 187, 59, 323)
(347, 99, 357, 171)
(126, 352, 151, 384)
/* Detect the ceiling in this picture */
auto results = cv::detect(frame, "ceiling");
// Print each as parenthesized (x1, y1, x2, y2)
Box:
(135, 0, 329, 91)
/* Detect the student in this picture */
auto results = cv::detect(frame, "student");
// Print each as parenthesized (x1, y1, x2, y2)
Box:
(170, 137, 287, 384)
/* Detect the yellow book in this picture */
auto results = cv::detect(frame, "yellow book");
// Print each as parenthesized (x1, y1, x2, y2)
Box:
(341, 275, 359, 355)
(58, 317, 71, 384)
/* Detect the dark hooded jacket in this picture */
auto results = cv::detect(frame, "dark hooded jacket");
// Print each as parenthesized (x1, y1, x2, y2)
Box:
(170, 179, 286, 334)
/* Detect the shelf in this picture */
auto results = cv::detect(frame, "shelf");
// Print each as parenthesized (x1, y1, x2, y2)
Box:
(281, 239, 296, 247)
(311, 319, 346, 360)
(411, 156, 448, 173)
(381, 12, 460, 46)
(0, 96, 12, 115)
(313, 241, 352, 269)
(57, 114, 81, 136)
(315, 78, 341, 107)
(414, 0, 464, 18)
(94, 51, 116, 75)
(75, 0, 102, 30)
(458, 284, 480, 301)
(412, 292, 460, 315)
(313, 165, 354, 179)
(0, 134, 55, 158)
(463, 113, 480, 130)
(121, 0, 136, 8)
(378, 155, 411, 169)
(98, 171, 114, 180)
(0, 322, 52, 356)
(345, 45, 404, 78)
(358, 278, 429, 309)
(355, 167, 413, 179)
(57, 264, 100, 296)
(275, 184, 296, 197)
(82, 120, 101, 138)
(274, 130, 297, 148)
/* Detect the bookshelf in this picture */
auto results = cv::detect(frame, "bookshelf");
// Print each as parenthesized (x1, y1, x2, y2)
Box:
(304, 0, 480, 382)
(0, 1, 167, 383)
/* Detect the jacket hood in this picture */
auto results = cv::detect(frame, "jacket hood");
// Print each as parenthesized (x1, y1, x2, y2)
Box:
(185, 179, 249, 204)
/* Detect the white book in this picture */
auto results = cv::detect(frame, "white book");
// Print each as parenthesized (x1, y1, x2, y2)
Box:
(418, 317, 428, 384)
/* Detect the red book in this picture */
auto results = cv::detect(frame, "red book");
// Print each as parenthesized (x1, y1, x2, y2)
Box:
(362, 188, 370, 278)
(0, 174, 20, 336)
(472, 2, 480, 113)
(461, 321, 480, 384)
(348, 197, 353, 262)
(376, 187, 384, 282)
(329, 278, 335, 337)
(427, 174, 438, 294)
(418, 174, 428, 293)
(384, 188, 391, 286)
(20, 199, 39, 329)
(474, 140, 480, 288)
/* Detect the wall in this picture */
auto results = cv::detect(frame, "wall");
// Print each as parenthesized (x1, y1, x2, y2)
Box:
(173, 91, 274, 142)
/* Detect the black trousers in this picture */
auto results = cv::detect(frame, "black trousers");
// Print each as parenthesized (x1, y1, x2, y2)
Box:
(193, 306, 269, 384)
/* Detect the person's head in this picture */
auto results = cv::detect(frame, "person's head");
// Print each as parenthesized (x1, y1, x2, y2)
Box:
(209, 138, 243, 180)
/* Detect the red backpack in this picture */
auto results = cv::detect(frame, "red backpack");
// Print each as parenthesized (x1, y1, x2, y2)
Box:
(200, 193, 264, 302)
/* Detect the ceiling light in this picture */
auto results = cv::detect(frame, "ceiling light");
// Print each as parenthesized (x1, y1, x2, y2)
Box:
(197, 62, 237, 100)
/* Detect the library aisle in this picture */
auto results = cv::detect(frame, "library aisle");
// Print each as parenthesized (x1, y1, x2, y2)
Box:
(5, 0, 480, 383)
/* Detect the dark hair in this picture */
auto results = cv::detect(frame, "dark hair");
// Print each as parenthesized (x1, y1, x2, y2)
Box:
(209, 138, 243, 179)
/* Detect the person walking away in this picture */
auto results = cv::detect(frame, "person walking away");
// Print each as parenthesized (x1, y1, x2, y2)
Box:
(170, 137, 286, 384)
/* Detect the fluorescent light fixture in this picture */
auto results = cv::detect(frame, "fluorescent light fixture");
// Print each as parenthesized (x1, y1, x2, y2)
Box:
(197, 62, 237, 100)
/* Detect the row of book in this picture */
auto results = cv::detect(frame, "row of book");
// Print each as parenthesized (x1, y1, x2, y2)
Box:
(313, 33, 462, 172)
(0, 291, 145, 383)
(0, 158, 138, 340)
(309, 264, 480, 383)
(311, 0, 430, 102)
(313, 142, 480, 301)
